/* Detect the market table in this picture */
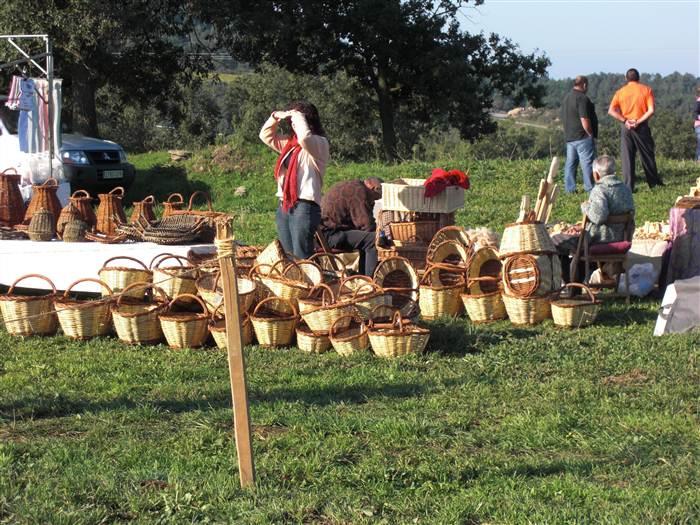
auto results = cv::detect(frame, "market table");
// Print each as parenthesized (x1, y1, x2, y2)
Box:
(0, 240, 211, 293)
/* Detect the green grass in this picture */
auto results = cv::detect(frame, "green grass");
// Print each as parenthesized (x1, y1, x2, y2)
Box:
(2, 150, 699, 523)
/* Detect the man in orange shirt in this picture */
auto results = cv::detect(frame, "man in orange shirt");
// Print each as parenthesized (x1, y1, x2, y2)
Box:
(608, 68, 664, 190)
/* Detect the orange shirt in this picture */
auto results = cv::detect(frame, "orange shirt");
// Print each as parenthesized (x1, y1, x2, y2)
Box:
(610, 81, 655, 120)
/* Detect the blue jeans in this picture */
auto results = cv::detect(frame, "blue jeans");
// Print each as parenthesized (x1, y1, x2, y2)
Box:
(564, 137, 596, 193)
(275, 200, 321, 259)
(695, 126, 700, 161)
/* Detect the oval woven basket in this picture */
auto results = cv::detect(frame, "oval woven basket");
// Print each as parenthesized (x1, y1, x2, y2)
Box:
(150, 253, 198, 301)
(550, 283, 601, 328)
(55, 278, 114, 339)
(0, 274, 58, 336)
(373, 256, 419, 294)
(159, 294, 210, 349)
(368, 310, 430, 359)
(461, 277, 507, 323)
(296, 323, 332, 354)
(209, 304, 255, 349)
(98, 256, 152, 299)
(110, 282, 167, 344)
(418, 264, 464, 320)
(250, 296, 298, 347)
(498, 221, 556, 258)
(298, 283, 355, 334)
(329, 314, 369, 356)
(502, 292, 552, 326)
(467, 246, 502, 294)
(502, 253, 561, 298)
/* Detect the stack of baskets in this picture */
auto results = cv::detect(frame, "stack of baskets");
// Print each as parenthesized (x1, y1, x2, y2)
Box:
(498, 221, 561, 325)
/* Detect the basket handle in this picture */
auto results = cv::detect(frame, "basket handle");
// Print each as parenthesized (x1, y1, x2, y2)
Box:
(1, 167, 19, 175)
(70, 189, 91, 199)
(116, 282, 167, 306)
(252, 296, 298, 318)
(63, 278, 113, 298)
(101, 256, 150, 271)
(108, 186, 125, 196)
(167, 293, 208, 314)
(187, 191, 214, 211)
(166, 193, 184, 204)
(560, 283, 597, 303)
(308, 283, 336, 306)
(308, 252, 348, 273)
(142, 195, 155, 204)
(150, 253, 189, 269)
(330, 314, 364, 338)
(269, 258, 291, 277)
(248, 263, 273, 278)
(391, 310, 406, 332)
(339, 275, 378, 296)
(7, 273, 57, 295)
(41, 177, 58, 187)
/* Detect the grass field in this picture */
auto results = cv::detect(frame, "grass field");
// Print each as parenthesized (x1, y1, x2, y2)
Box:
(1, 149, 699, 524)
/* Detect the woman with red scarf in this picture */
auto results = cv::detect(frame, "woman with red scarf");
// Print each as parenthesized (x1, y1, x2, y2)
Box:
(259, 101, 329, 259)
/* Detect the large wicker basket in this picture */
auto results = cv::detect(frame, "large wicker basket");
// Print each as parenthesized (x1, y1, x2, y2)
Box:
(111, 282, 167, 344)
(499, 221, 556, 258)
(381, 178, 464, 213)
(98, 256, 153, 299)
(250, 297, 298, 347)
(159, 294, 210, 349)
(209, 303, 255, 349)
(418, 264, 464, 320)
(373, 256, 420, 313)
(461, 277, 507, 323)
(0, 274, 58, 336)
(329, 314, 369, 356)
(55, 278, 114, 339)
(23, 178, 61, 228)
(550, 283, 601, 328)
(502, 292, 552, 326)
(368, 310, 430, 358)
(95, 186, 127, 236)
(68, 189, 97, 231)
(0, 169, 26, 227)
(150, 253, 198, 300)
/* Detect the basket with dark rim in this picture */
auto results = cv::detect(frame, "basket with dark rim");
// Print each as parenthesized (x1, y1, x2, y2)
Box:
(250, 296, 299, 347)
(502, 253, 561, 298)
(98, 256, 152, 299)
(466, 246, 502, 294)
(209, 303, 255, 349)
(329, 314, 369, 356)
(150, 253, 198, 300)
(162, 193, 184, 218)
(195, 271, 256, 314)
(338, 275, 390, 321)
(498, 220, 556, 259)
(502, 292, 552, 326)
(427, 226, 472, 261)
(0, 168, 26, 227)
(295, 322, 332, 354)
(368, 310, 430, 359)
(111, 282, 168, 344)
(55, 278, 114, 339)
(159, 293, 210, 349)
(373, 256, 420, 312)
(418, 263, 465, 320)
(389, 220, 440, 244)
(169, 191, 228, 242)
(299, 283, 355, 335)
(0, 274, 58, 336)
(308, 252, 348, 285)
(95, 186, 127, 236)
(550, 283, 601, 328)
(461, 277, 507, 323)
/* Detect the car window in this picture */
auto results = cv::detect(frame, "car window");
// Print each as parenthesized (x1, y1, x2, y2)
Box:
(0, 106, 19, 134)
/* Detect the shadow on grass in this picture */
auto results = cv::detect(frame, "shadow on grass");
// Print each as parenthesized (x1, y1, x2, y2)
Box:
(125, 163, 211, 203)
(459, 456, 600, 483)
(595, 299, 660, 327)
(425, 319, 538, 356)
(252, 380, 425, 406)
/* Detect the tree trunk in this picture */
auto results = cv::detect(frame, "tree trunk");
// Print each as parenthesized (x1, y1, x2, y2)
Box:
(376, 69, 398, 161)
(71, 64, 99, 137)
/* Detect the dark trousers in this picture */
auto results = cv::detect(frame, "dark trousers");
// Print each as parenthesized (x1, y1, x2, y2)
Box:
(324, 229, 378, 277)
(275, 201, 320, 259)
(620, 122, 662, 191)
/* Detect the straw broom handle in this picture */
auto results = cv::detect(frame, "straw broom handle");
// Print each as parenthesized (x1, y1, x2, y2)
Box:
(517, 195, 531, 223)
(534, 179, 548, 219)
(544, 184, 560, 224)
(547, 156, 559, 184)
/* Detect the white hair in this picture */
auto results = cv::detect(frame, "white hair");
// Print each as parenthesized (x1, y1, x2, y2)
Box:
(593, 155, 616, 177)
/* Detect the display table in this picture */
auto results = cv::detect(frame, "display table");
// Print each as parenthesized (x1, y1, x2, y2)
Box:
(667, 207, 700, 284)
(0, 240, 211, 293)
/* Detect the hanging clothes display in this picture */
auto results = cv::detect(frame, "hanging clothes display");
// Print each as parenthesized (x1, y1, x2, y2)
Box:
(4, 75, 21, 109)
(17, 77, 36, 153)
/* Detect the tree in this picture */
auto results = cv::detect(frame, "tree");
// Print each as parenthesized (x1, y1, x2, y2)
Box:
(0, 0, 211, 136)
(204, 0, 549, 159)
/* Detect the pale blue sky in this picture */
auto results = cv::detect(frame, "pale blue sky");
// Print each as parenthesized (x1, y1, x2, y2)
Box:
(461, 0, 700, 79)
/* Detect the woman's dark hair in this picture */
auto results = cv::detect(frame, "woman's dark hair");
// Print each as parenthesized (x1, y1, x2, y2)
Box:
(287, 100, 326, 137)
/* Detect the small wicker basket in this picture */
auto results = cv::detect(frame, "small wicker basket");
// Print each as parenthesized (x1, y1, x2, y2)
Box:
(466, 247, 502, 294)
(111, 282, 167, 344)
(255, 259, 314, 308)
(502, 292, 552, 326)
(150, 253, 198, 300)
(0, 274, 58, 336)
(389, 220, 439, 243)
(162, 193, 184, 218)
(550, 283, 601, 328)
(68, 190, 97, 231)
(62, 219, 88, 242)
(461, 277, 507, 323)
(296, 323, 331, 354)
(250, 296, 298, 347)
(209, 303, 255, 349)
(159, 294, 210, 349)
(95, 186, 127, 236)
(418, 264, 464, 320)
(55, 278, 114, 339)
(130, 195, 157, 224)
(56, 202, 81, 239)
(338, 275, 390, 321)
(499, 221, 556, 259)
(98, 256, 152, 299)
(329, 314, 369, 356)
(299, 283, 355, 334)
(368, 310, 430, 359)
(27, 208, 56, 241)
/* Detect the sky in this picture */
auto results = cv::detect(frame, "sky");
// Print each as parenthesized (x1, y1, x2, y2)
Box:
(461, 0, 700, 79)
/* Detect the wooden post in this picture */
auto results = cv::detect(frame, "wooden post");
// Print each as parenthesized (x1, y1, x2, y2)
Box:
(216, 219, 255, 488)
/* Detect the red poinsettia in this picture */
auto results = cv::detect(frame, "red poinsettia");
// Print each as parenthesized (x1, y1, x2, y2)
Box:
(424, 168, 470, 198)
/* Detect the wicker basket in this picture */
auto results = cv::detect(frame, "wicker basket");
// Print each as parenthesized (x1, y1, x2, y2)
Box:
(368, 310, 430, 358)
(308, 252, 348, 284)
(150, 253, 198, 300)
(373, 256, 419, 309)
(69, 190, 97, 231)
(130, 195, 157, 224)
(389, 220, 439, 243)
(169, 191, 226, 242)
(195, 271, 256, 314)
(427, 225, 472, 262)
(98, 256, 152, 299)
(502, 292, 552, 326)
(0, 274, 58, 336)
(255, 239, 287, 267)
(27, 208, 55, 241)
(61, 219, 88, 242)
(550, 283, 601, 328)
(299, 283, 355, 334)
(283, 259, 323, 286)
(111, 282, 167, 344)
(162, 193, 184, 218)
(159, 294, 210, 349)
(95, 186, 127, 236)
(466, 247, 502, 294)
(55, 278, 113, 339)
(419, 264, 464, 320)
(499, 221, 556, 258)
(250, 297, 299, 347)
(461, 278, 507, 323)
(502, 253, 561, 298)
(426, 239, 470, 269)
(377, 243, 428, 271)
(329, 314, 369, 356)
(256, 259, 314, 308)
(338, 275, 391, 321)
(296, 323, 331, 354)
(57, 202, 81, 239)
(0, 169, 26, 227)
(23, 178, 61, 228)
(381, 178, 464, 213)
(209, 303, 254, 349)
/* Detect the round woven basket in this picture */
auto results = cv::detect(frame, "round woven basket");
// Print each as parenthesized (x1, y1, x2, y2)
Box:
(298, 283, 355, 334)
(111, 282, 167, 344)
(329, 314, 369, 356)
(368, 310, 430, 359)
(196, 271, 256, 315)
(27, 208, 55, 241)
(250, 296, 298, 347)
(502, 253, 561, 298)
(209, 304, 255, 349)
(55, 278, 114, 339)
(502, 292, 552, 326)
(150, 253, 198, 301)
(550, 283, 601, 328)
(0, 274, 58, 336)
(418, 264, 464, 320)
(461, 277, 507, 323)
(338, 275, 391, 321)
(159, 294, 210, 349)
(308, 252, 348, 285)
(296, 323, 332, 354)
(62, 219, 88, 242)
(498, 221, 556, 258)
(98, 256, 152, 299)
(466, 247, 502, 294)
(373, 256, 419, 308)
(57, 202, 81, 239)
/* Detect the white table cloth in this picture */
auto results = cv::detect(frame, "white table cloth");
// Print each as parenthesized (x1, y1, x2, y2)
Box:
(0, 240, 211, 293)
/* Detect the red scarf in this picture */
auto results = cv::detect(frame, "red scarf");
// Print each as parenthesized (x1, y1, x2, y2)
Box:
(274, 135, 302, 212)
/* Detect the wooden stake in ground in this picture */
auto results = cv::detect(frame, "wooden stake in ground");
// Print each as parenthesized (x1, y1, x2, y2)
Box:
(216, 218, 255, 488)
(534, 157, 560, 223)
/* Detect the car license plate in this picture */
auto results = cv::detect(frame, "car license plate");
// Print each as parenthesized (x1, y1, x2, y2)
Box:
(103, 170, 123, 179)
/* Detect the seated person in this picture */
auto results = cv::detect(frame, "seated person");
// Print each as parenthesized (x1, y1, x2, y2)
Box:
(320, 177, 383, 276)
(557, 155, 635, 282)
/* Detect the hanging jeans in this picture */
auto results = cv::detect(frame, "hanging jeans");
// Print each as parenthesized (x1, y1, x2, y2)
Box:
(564, 136, 596, 193)
(275, 200, 321, 259)
(17, 106, 38, 153)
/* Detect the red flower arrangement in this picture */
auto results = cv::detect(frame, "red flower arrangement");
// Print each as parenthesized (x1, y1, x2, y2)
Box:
(423, 168, 470, 198)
